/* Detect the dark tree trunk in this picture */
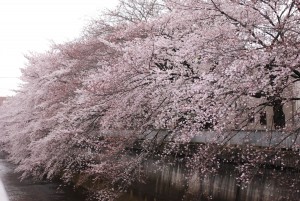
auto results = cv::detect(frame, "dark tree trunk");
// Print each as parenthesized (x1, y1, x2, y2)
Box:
(273, 99, 285, 129)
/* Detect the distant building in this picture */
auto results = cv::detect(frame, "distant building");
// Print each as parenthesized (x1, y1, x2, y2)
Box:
(230, 83, 299, 131)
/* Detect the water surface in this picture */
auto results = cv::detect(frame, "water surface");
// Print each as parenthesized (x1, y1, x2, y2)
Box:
(0, 158, 87, 201)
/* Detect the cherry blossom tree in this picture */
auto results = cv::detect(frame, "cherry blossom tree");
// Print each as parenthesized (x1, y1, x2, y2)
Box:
(85, 0, 167, 37)
(0, 0, 299, 200)
(78, 0, 300, 198)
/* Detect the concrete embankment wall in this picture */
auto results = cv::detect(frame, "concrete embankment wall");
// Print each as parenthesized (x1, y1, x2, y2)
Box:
(67, 130, 300, 200)
(118, 160, 300, 201)
(70, 145, 300, 201)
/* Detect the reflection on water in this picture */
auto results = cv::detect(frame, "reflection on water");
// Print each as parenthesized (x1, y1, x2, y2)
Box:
(0, 157, 88, 201)
(0, 180, 9, 201)
(119, 161, 300, 201)
(1, 153, 299, 201)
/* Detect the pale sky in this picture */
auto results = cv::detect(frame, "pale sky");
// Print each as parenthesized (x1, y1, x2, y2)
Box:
(0, 0, 118, 96)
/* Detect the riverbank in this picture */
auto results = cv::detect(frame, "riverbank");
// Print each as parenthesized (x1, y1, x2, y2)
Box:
(59, 140, 300, 201)
(117, 160, 300, 201)
(65, 143, 300, 201)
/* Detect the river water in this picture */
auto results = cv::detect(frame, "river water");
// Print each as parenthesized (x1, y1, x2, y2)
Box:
(0, 157, 87, 201)
(1, 154, 300, 201)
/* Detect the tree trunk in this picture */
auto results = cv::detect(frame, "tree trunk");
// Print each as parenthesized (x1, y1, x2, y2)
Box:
(273, 99, 285, 129)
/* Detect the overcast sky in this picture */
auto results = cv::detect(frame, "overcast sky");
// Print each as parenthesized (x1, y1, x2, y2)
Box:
(0, 0, 118, 96)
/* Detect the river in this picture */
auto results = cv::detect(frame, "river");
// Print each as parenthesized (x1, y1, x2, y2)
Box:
(0, 157, 88, 201)
(1, 154, 300, 201)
